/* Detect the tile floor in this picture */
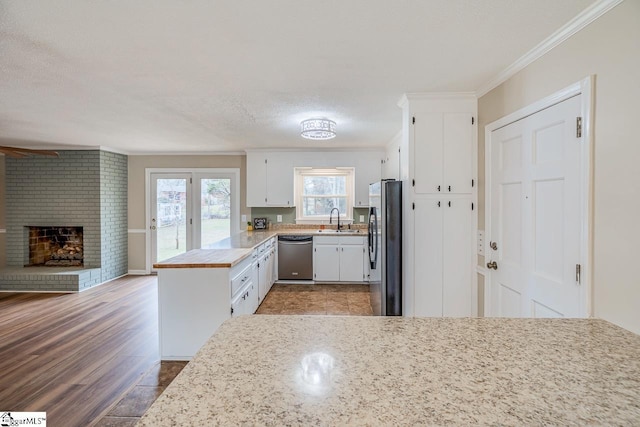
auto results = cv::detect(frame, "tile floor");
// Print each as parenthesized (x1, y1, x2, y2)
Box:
(95, 283, 372, 425)
(94, 361, 188, 427)
(256, 283, 373, 315)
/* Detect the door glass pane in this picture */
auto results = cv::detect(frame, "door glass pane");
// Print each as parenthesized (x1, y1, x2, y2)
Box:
(200, 178, 231, 247)
(156, 178, 187, 262)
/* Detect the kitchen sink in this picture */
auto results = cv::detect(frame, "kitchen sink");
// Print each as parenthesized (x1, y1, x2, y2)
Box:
(316, 229, 361, 233)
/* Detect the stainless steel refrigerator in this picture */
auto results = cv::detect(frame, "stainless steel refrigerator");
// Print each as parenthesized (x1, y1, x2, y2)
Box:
(368, 179, 402, 316)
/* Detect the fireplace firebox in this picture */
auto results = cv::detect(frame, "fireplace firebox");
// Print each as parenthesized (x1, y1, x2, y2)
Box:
(26, 226, 84, 267)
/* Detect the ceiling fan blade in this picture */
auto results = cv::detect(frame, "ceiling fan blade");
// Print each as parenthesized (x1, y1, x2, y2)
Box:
(0, 146, 60, 157)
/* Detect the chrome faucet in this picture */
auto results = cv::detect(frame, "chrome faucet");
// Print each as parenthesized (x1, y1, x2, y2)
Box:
(329, 207, 341, 231)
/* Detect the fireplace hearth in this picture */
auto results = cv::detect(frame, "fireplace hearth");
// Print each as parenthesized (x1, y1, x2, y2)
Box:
(27, 226, 84, 267)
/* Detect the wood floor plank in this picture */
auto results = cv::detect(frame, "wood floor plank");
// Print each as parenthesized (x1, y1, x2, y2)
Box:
(0, 275, 160, 427)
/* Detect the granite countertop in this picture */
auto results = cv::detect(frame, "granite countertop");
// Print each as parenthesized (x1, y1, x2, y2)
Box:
(138, 316, 640, 426)
(154, 228, 365, 268)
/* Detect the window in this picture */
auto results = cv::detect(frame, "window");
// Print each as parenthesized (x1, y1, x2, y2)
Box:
(295, 168, 354, 223)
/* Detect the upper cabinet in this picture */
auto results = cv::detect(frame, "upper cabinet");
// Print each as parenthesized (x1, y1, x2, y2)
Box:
(246, 153, 294, 207)
(246, 150, 382, 208)
(413, 112, 474, 194)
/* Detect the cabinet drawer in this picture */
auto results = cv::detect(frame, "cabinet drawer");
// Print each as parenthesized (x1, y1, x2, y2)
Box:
(231, 264, 252, 297)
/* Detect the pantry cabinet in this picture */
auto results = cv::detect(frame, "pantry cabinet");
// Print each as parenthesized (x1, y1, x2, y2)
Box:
(414, 112, 473, 195)
(413, 196, 472, 317)
(400, 94, 477, 318)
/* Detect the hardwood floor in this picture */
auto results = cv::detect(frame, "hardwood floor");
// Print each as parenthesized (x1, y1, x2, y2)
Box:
(0, 275, 160, 427)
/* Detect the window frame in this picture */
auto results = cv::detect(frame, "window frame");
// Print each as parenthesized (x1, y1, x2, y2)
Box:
(294, 167, 355, 224)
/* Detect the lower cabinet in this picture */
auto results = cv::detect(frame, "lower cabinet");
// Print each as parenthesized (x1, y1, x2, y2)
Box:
(257, 238, 277, 303)
(313, 236, 366, 282)
(413, 196, 472, 317)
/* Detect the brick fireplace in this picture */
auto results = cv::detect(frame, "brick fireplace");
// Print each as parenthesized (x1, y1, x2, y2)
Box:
(1, 150, 128, 292)
(27, 226, 84, 267)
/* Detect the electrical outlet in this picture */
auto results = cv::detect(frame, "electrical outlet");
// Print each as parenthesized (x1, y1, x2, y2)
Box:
(359, 215, 365, 222)
(277, 215, 282, 223)
(241, 214, 247, 223)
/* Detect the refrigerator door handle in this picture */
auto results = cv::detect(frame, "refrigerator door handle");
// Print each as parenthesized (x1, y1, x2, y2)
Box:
(369, 207, 378, 269)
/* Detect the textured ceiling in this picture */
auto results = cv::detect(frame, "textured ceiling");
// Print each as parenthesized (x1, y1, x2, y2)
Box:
(0, 0, 595, 153)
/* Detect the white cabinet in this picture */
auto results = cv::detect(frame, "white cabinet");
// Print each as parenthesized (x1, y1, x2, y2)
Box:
(340, 244, 366, 282)
(313, 236, 366, 282)
(257, 238, 277, 302)
(414, 112, 473, 195)
(354, 153, 382, 207)
(266, 157, 294, 206)
(414, 197, 472, 317)
(313, 243, 340, 281)
(246, 152, 294, 207)
(401, 94, 476, 318)
(246, 154, 268, 207)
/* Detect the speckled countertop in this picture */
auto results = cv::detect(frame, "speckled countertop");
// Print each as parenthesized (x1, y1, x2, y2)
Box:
(208, 228, 365, 250)
(138, 316, 640, 426)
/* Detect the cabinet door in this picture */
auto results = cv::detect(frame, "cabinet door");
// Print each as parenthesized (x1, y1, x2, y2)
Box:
(340, 245, 365, 282)
(443, 113, 473, 194)
(247, 279, 259, 314)
(414, 113, 443, 194)
(314, 245, 340, 281)
(266, 155, 294, 206)
(413, 198, 444, 316)
(355, 155, 381, 207)
(443, 198, 472, 317)
(258, 254, 269, 301)
(246, 153, 267, 207)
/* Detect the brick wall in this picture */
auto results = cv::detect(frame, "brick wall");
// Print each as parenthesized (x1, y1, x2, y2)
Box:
(5, 150, 128, 285)
(100, 151, 128, 281)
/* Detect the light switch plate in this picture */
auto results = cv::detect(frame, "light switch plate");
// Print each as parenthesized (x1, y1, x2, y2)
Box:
(359, 215, 365, 222)
(241, 214, 247, 223)
(277, 215, 282, 223)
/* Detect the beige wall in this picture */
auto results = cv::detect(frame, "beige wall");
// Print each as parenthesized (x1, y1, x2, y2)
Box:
(478, 1, 640, 333)
(127, 155, 250, 271)
(0, 157, 5, 267)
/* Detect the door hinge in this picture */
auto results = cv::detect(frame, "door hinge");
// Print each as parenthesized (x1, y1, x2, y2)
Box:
(472, 116, 475, 125)
(412, 116, 415, 124)
(265, 159, 267, 164)
(265, 197, 267, 203)
(576, 264, 582, 284)
(471, 202, 474, 211)
(189, 177, 192, 184)
(190, 218, 192, 225)
(576, 117, 582, 138)
(472, 179, 474, 187)
(412, 179, 415, 187)
(230, 307, 234, 315)
(412, 202, 415, 210)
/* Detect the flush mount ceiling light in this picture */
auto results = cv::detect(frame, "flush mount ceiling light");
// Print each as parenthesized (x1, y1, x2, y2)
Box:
(300, 118, 336, 140)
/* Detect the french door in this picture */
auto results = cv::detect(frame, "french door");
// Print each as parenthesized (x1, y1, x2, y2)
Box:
(487, 95, 584, 318)
(149, 169, 239, 271)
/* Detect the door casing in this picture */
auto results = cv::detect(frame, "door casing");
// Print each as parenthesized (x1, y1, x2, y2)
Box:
(483, 76, 594, 317)
(145, 168, 241, 273)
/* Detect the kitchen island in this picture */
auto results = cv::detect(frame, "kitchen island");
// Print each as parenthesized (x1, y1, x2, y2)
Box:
(154, 228, 366, 360)
(138, 315, 640, 426)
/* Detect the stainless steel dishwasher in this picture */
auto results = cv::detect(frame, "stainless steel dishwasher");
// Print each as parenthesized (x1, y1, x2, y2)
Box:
(278, 235, 313, 280)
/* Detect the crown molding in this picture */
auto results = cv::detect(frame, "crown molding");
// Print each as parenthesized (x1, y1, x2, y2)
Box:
(128, 150, 245, 156)
(475, 0, 624, 97)
(398, 92, 477, 108)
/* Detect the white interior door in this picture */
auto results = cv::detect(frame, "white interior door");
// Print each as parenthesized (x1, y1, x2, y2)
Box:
(488, 95, 583, 318)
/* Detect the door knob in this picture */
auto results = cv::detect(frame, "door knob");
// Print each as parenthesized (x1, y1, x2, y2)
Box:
(490, 241, 498, 251)
(486, 261, 498, 270)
